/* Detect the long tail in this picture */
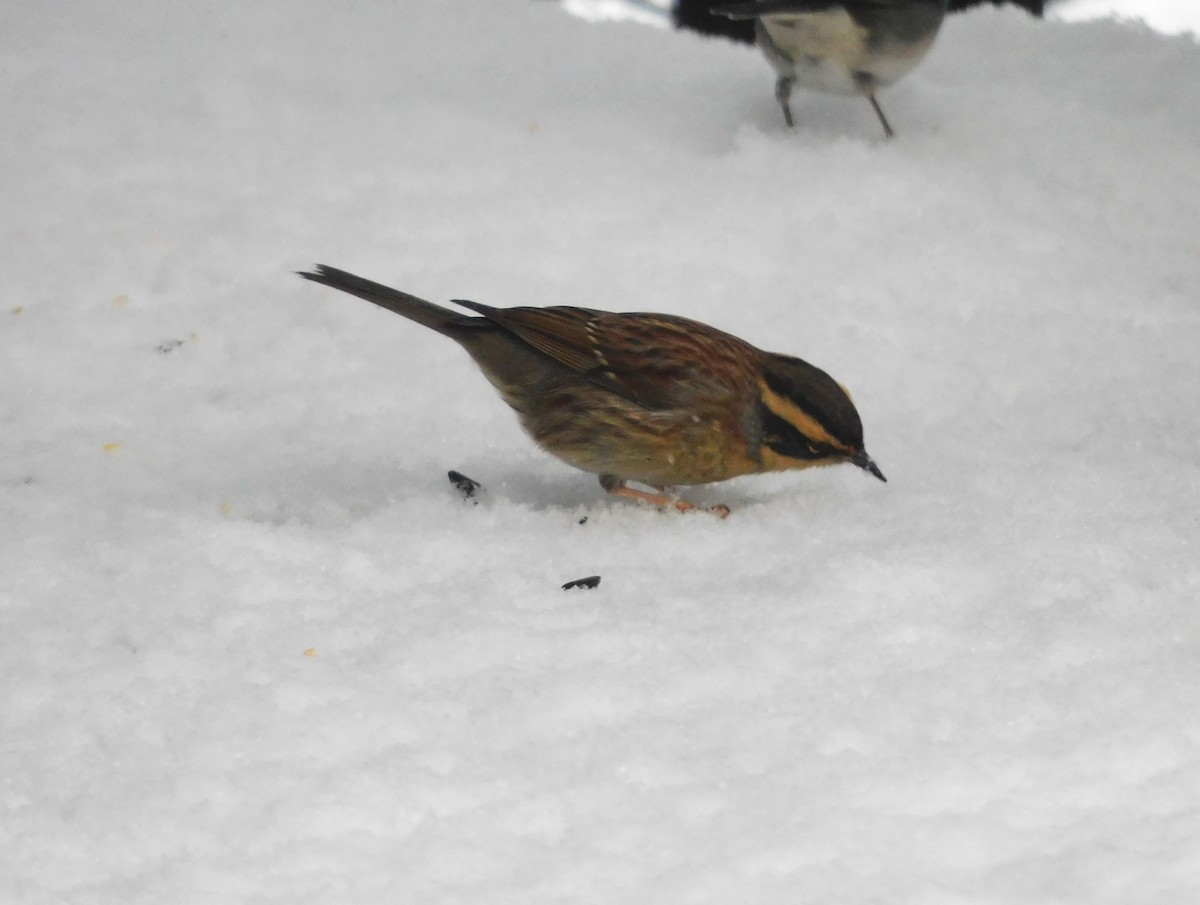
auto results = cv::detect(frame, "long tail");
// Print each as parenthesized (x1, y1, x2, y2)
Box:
(297, 264, 469, 336)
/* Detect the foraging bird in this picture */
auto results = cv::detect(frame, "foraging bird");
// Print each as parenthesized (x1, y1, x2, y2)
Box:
(710, 0, 947, 137)
(299, 265, 885, 515)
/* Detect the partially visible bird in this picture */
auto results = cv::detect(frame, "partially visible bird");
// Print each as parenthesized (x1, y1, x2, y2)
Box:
(298, 265, 885, 516)
(710, 0, 947, 137)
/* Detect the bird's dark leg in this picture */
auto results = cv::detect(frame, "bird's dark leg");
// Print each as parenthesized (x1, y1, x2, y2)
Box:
(868, 93, 894, 139)
(775, 75, 795, 128)
(598, 475, 730, 518)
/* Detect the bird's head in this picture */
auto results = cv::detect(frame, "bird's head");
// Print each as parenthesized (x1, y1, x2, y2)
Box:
(755, 353, 886, 482)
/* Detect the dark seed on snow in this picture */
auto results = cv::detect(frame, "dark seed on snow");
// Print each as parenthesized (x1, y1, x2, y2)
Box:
(447, 470, 481, 499)
(562, 575, 601, 591)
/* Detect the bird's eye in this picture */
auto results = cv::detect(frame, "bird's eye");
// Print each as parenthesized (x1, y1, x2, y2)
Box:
(807, 443, 822, 456)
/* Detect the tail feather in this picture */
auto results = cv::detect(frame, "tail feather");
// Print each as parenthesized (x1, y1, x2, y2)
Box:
(297, 265, 469, 335)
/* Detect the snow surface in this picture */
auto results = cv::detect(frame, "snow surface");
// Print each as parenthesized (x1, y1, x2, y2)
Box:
(564, 0, 671, 27)
(3, 2, 1200, 902)
(1051, 0, 1200, 37)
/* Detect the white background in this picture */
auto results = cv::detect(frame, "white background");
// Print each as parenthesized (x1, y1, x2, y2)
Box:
(3, 2, 1198, 902)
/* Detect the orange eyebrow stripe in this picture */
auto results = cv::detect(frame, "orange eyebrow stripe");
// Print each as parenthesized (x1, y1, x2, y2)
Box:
(757, 378, 845, 451)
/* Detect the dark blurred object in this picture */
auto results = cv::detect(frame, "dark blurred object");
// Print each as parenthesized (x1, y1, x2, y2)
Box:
(673, 0, 1043, 42)
(562, 575, 602, 590)
(676, 0, 756, 42)
(447, 469, 481, 499)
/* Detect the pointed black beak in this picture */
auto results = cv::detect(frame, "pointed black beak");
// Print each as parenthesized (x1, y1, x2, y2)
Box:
(850, 450, 887, 483)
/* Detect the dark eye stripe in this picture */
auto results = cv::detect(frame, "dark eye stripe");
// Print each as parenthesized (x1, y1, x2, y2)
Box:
(760, 404, 826, 461)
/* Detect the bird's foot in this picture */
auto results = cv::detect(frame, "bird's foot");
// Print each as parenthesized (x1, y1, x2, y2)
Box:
(776, 76, 795, 128)
(868, 93, 894, 139)
(601, 477, 730, 518)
